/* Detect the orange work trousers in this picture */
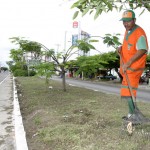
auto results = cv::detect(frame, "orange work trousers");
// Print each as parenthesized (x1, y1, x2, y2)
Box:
(121, 71, 142, 98)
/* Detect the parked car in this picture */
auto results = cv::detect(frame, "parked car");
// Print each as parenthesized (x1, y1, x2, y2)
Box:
(140, 73, 150, 84)
(99, 74, 117, 80)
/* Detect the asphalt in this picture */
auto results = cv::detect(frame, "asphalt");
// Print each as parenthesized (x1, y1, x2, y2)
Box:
(0, 73, 28, 150)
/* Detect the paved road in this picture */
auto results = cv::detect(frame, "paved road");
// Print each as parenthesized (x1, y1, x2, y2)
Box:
(52, 76, 150, 102)
(0, 72, 16, 150)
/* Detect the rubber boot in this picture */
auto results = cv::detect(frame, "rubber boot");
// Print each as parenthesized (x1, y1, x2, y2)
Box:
(127, 97, 135, 114)
(122, 97, 135, 120)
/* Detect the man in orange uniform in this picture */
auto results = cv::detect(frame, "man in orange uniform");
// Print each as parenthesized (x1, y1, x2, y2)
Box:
(117, 10, 149, 121)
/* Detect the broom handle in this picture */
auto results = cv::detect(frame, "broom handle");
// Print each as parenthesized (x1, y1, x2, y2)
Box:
(119, 53, 136, 103)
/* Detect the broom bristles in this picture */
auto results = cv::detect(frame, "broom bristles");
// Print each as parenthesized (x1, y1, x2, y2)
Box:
(128, 105, 150, 124)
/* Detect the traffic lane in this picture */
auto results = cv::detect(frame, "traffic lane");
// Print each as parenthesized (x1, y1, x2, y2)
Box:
(52, 77, 121, 95)
(136, 90, 150, 102)
(0, 71, 9, 83)
(52, 77, 150, 103)
(67, 79, 120, 95)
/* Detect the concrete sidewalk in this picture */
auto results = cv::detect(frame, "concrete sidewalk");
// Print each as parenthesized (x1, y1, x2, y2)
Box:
(0, 74, 28, 150)
(0, 74, 15, 149)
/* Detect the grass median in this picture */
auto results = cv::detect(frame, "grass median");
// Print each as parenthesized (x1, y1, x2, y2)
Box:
(16, 76, 150, 150)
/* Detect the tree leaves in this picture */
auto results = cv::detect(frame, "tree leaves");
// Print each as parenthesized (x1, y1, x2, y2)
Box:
(73, 11, 79, 19)
(103, 34, 121, 49)
(77, 40, 96, 53)
(71, 0, 150, 20)
(82, 5, 91, 17)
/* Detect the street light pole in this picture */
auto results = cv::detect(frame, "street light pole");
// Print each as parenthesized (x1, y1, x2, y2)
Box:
(64, 31, 67, 51)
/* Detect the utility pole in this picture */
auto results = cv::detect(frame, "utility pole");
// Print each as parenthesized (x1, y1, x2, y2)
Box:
(64, 31, 67, 51)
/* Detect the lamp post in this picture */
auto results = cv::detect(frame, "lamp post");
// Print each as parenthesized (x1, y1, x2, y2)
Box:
(64, 31, 72, 52)
(55, 44, 60, 57)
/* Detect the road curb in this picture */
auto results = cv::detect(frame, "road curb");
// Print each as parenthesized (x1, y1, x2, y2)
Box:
(13, 77, 28, 150)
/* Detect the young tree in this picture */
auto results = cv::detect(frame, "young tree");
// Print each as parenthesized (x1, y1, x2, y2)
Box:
(40, 40, 96, 91)
(102, 34, 123, 80)
(10, 37, 96, 91)
(35, 62, 55, 89)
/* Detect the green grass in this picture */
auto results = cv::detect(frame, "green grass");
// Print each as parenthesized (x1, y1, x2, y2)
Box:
(16, 76, 150, 150)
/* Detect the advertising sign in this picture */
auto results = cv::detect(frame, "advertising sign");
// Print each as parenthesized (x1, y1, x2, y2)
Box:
(72, 34, 78, 46)
(73, 21, 78, 28)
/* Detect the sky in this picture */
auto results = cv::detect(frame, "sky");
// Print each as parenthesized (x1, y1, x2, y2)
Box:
(0, 0, 150, 66)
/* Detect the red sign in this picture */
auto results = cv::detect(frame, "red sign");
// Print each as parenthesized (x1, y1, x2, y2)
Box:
(73, 21, 78, 28)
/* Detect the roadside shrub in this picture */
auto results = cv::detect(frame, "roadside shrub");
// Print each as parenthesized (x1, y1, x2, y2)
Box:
(29, 70, 36, 76)
(13, 69, 28, 77)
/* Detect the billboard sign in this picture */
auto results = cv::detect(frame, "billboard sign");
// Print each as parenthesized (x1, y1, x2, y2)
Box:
(72, 34, 78, 46)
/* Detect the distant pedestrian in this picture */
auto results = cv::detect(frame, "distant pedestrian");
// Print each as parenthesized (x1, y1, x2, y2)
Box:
(117, 10, 149, 121)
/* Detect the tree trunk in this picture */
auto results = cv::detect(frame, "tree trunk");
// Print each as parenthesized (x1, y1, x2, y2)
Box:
(82, 71, 84, 80)
(61, 67, 66, 91)
(62, 73, 66, 91)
